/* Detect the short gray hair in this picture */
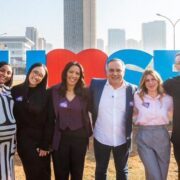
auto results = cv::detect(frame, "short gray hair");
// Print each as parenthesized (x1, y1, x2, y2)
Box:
(106, 58, 126, 72)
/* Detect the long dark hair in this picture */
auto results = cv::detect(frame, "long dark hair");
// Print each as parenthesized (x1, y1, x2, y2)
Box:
(59, 61, 87, 98)
(22, 63, 48, 113)
(0, 61, 13, 87)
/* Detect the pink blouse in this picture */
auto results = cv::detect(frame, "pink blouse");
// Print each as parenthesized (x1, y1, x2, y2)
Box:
(134, 92, 173, 126)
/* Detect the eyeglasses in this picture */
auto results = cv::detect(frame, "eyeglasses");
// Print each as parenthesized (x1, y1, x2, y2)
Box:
(31, 70, 44, 79)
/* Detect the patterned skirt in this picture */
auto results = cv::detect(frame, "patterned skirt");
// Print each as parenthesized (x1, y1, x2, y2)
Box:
(0, 124, 16, 180)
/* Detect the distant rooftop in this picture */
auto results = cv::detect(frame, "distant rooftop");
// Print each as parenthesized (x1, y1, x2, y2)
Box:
(0, 36, 34, 45)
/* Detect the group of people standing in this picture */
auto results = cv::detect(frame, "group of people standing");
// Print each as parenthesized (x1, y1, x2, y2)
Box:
(0, 53, 180, 180)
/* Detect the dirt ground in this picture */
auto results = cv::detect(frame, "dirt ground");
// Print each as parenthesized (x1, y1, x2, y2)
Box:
(15, 139, 178, 180)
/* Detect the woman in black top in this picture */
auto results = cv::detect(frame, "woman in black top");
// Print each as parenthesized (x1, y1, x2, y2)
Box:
(11, 63, 54, 180)
(49, 61, 92, 180)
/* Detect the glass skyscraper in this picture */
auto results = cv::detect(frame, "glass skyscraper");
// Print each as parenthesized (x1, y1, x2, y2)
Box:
(64, 0, 96, 53)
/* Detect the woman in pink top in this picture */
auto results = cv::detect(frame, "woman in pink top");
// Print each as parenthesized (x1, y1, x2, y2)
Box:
(134, 69, 173, 180)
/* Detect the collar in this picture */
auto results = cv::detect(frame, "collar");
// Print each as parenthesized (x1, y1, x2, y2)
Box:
(106, 80, 126, 90)
(144, 93, 161, 100)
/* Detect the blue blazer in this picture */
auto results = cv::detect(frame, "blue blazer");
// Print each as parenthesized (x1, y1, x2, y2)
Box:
(89, 79, 137, 144)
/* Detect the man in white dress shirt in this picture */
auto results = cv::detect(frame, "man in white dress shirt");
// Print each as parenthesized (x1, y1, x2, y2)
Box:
(89, 58, 137, 180)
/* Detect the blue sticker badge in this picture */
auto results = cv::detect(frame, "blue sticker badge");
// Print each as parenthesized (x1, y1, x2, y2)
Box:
(59, 101, 68, 108)
(142, 102, 150, 108)
(16, 96, 23, 102)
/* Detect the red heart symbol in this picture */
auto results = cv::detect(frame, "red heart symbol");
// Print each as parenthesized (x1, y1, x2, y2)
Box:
(46, 49, 108, 87)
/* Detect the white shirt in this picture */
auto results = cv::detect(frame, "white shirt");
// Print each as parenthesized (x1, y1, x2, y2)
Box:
(94, 81, 127, 146)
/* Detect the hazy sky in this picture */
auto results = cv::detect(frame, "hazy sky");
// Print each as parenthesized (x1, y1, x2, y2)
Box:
(1, 0, 180, 50)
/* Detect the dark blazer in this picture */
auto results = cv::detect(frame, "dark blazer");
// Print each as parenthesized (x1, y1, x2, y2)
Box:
(48, 83, 92, 150)
(163, 76, 180, 146)
(89, 79, 137, 145)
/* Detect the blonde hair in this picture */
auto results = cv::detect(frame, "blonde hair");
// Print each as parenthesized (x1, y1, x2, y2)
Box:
(139, 69, 165, 101)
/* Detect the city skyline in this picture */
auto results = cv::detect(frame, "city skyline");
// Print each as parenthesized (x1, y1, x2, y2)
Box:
(1, 0, 180, 50)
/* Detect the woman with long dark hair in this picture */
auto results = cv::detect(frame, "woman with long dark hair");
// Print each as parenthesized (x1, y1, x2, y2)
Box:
(49, 61, 92, 180)
(0, 61, 16, 180)
(11, 63, 54, 180)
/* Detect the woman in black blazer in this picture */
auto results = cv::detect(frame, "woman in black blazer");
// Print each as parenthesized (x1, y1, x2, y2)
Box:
(11, 63, 54, 180)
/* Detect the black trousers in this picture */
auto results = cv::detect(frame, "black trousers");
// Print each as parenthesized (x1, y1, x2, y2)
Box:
(94, 138, 129, 180)
(173, 143, 180, 180)
(17, 137, 51, 180)
(52, 135, 88, 180)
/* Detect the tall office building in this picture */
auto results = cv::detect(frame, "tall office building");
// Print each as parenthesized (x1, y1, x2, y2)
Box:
(142, 21, 166, 52)
(25, 27, 38, 50)
(64, 0, 96, 53)
(108, 29, 126, 54)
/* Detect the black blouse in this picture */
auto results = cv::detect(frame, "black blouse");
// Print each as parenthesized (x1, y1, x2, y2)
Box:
(11, 84, 54, 150)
